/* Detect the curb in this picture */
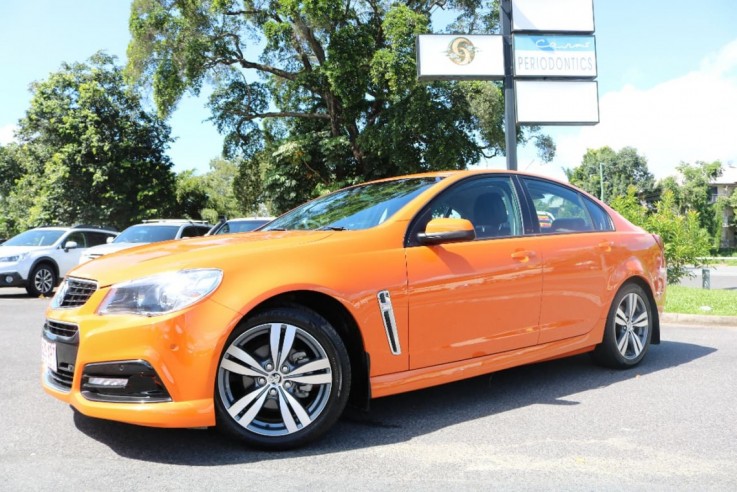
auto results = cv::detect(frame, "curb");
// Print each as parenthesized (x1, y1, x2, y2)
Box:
(661, 312, 737, 327)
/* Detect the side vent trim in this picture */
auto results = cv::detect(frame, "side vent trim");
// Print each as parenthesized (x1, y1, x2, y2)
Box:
(377, 290, 401, 355)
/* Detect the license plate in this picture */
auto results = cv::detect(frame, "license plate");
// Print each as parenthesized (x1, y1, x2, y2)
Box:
(42, 338, 57, 372)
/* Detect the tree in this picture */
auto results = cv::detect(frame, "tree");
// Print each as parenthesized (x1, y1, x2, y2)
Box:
(172, 158, 247, 222)
(126, 0, 554, 213)
(173, 169, 210, 220)
(0, 143, 28, 238)
(665, 161, 723, 246)
(5, 52, 177, 232)
(566, 146, 656, 205)
(610, 187, 711, 284)
(201, 157, 246, 220)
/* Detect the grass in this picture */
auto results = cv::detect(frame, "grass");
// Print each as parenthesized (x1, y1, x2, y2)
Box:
(712, 259, 737, 267)
(665, 285, 737, 316)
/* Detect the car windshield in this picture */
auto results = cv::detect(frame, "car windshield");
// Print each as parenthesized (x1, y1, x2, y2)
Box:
(263, 177, 442, 231)
(114, 225, 181, 243)
(3, 229, 65, 247)
(216, 220, 271, 235)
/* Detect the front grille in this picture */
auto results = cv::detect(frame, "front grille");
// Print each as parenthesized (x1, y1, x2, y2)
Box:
(43, 319, 80, 392)
(46, 364, 75, 390)
(58, 277, 98, 308)
(44, 320, 79, 338)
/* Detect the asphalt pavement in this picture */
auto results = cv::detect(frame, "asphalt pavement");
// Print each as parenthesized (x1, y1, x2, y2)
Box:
(1, 292, 736, 490)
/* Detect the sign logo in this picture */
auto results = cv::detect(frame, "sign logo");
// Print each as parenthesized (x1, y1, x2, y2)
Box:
(447, 37, 476, 65)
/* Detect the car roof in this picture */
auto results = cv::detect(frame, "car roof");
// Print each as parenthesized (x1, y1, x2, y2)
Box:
(226, 217, 274, 222)
(32, 225, 118, 232)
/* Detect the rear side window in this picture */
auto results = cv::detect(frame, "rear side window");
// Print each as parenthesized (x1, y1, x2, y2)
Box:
(181, 226, 209, 238)
(585, 200, 615, 231)
(522, 178, 611, 234)
(85, 231, 116, 246)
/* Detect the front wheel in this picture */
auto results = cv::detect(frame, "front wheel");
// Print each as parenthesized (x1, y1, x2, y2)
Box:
(215, 306, 351, 450)
(592, 283, 653, 369)
(26, 263, 57, 297)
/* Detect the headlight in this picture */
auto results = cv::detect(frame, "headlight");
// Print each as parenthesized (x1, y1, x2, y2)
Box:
(0, 252, 27, 263)
(98, 269, 223, 316)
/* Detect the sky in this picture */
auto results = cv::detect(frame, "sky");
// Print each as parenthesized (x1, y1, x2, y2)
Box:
(1, 0, 736, 182)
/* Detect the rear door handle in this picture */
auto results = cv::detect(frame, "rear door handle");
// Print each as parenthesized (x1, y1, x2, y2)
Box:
(511, 250, 535, 262)
(598, 241, 613, 253)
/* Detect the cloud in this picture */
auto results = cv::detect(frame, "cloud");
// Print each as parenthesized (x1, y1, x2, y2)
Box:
(0, 124, 16, 145)
(548, 38, 737, 179)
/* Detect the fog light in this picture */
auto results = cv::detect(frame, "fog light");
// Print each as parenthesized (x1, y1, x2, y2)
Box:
(86, 377, 128, 388)
(81, 360, 171, 403)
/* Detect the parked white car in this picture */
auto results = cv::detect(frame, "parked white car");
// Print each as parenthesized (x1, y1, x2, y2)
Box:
(79, 219, 211, 264)
(0, 226, 118, 296)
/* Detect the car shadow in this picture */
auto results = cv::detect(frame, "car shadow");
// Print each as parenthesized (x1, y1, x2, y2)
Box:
(0, 287, 53, 299)
(73, 340, 714, 464)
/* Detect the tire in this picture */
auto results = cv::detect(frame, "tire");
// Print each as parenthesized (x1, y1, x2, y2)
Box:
(592, 283, 653, 369)
(26, 263, 57, 297)
(215, 306, 351, 450)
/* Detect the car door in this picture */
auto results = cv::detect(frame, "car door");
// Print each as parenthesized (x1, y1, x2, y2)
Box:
(57, 231, 87, 277)
(405, 176, 543, 369)
(519, 177, 614, 344)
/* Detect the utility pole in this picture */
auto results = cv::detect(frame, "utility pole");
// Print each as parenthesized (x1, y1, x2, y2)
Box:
(599, 161, 605, 201)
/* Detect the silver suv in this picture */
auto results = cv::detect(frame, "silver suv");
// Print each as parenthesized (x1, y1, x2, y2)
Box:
(79, 219, 211, 264)
(0, 226, 118, 296)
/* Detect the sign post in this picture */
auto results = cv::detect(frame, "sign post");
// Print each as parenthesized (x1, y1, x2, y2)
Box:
(416, 0, 598, 171)
(501, 0, 518, 170)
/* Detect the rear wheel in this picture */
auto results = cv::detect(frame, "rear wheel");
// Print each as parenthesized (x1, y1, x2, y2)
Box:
(26, 263, 56, 297)
(215, 306, 351, 450)
(592, 283, 653, 368)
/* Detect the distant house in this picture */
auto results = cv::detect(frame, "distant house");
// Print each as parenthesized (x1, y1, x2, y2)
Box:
(710, 166, 737, 248)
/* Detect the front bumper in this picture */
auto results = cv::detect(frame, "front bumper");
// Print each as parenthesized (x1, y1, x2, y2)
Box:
(0, 271, 25, 288)
(42, 290, 241, 428)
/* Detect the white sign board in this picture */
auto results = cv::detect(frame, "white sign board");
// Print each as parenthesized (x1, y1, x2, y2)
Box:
(515, 80, 599, 125)
(512, 0, 595, 33)
(417, 35, 504, 81)
(514, 35, 596, 77)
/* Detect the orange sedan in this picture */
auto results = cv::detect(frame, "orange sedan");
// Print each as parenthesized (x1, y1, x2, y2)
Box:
(42, 170, 666, 449)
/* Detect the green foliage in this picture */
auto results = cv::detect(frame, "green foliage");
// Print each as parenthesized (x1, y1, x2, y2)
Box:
(1, 52, 176, 233)
(566, 146, 656, 205)
(174, 170, 210, 220)
(172, 158, 251, 222)
(610, 187, 711, 284)
(126, 0, 553, 214)
(666, 161, 723, 247)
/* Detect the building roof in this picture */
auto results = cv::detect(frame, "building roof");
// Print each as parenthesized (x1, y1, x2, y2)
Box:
(714, 165, 737, 185)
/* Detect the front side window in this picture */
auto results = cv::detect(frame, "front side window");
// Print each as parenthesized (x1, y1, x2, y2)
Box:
(409, 176, 523, 243)
(263, 177, 442, 231)
(63, 232, 87, 248)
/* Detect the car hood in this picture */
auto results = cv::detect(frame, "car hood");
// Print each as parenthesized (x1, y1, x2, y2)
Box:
(83, 242, 146, 256)
(69, 230, 337, 287)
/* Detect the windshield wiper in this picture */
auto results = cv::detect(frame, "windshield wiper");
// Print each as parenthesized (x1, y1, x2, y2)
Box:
(316, 226, 347, 231)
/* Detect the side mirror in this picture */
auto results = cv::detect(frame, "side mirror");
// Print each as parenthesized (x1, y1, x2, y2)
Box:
(417, 218, 476, 245)
(64, 240, 79, 251)
(106, 236, 115, 244)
